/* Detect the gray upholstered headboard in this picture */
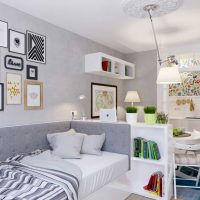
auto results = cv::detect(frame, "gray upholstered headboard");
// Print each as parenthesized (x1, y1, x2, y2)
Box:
(0, 121, 131, 165)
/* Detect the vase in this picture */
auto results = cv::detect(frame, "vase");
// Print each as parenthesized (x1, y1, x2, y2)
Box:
(126, 113, 138, 124)
(144, 114, 156, 125)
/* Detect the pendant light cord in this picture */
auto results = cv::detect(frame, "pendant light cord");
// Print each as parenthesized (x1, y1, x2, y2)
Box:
(147, 9, 162, 66)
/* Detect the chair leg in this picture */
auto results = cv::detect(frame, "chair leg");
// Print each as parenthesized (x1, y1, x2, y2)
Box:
(173, 154, 177, 199)
(195, 166, 200, 187)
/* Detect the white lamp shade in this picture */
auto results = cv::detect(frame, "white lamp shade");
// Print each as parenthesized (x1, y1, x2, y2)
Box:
(157, 66, 182, 84)
(124, 91, 140, 103)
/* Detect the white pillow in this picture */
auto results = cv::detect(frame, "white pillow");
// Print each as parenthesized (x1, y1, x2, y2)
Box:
(52, 134, 84, 159)
(47, 129, 76, 149)
(77, 133, 106, 155)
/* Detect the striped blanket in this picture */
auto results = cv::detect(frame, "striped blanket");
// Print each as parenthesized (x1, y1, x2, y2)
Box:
(0, 151, 80, 200)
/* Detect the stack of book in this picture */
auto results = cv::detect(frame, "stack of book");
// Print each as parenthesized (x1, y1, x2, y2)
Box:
(133, 137, 161, 160)
(144, 172, 163, 197)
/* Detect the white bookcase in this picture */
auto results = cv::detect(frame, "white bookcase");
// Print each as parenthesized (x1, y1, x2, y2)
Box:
(109, 123, 173, 200)
(85, 52, 135, 79)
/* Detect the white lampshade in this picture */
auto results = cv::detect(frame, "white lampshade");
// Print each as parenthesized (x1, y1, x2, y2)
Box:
(157, 65, 182, 84)
(124, 91, 140, 103)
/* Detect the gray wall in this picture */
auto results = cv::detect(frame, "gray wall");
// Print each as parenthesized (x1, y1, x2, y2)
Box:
(124, 50, 157, 107)
(0, 3, 126, 127)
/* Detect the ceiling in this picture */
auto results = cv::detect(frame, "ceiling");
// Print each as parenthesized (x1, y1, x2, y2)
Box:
(0, 0, 199, 53)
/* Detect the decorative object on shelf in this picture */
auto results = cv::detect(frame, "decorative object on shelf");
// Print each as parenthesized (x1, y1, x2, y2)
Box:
(144, 171, 163, 197)
(6, 73, 22, 105)
(24, 80, 43, 110)
(27, 65, 38, 80)
(121, 0, 182, 84)
(189, 99, 195, 112)
(156, 112, 168, 124)
(4, 55, 24, 71)
(91, 83, 117, 118)
(0, 83, 4, 111)
(27, 31, 46, 64)
(102, 61, 109, 71)
(100, 108, 117, 122)
(0, 20, 8, 48)
(144, 106, 157, 125)
(79, 94, 87, 120)
(124, 91, 140, 106)
(126, 106, 138, 124)
(9, 29, 25, 55)
(169, 71, 200, 96)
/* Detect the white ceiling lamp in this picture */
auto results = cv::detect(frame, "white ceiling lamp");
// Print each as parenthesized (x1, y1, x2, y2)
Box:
(121, 0, 183, 84)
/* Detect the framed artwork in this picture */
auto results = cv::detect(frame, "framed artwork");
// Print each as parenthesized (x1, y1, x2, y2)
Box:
(27, 65, 38, 80)
(9, 29, 25, 54)
(0, 20, 8, 48)
(5, 55, 24, 71)
(91, 83, 117, 118)
(6, 73, 22, 105)
(24, 80, 43, 110)
(0, 83, 4, 111)
(27, 31, 46, 64)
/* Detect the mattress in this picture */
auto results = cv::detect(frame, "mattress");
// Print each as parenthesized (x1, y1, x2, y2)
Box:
(67, 152, 129, 200)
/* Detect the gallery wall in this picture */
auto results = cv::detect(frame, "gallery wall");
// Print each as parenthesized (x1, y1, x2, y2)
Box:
(0, 3, 126, 127)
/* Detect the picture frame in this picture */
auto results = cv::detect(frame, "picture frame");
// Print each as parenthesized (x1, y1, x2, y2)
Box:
(24, 80, 43, 110)
(0, 20, 8, 48)
(91, 83, 117, 118)
(26, 31, 46, 64)
(6, 73, 22, 105)
(5, 55, 24, 71)
(0, 83, 4, 111)
(26, 65, 38, 80)
(9, 29, 25, 55)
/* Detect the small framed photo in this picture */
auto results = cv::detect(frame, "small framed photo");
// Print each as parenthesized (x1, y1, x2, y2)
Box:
(0, 20, 8, 48)
(0, 83, 4, 111)
(24, 80, 43, 110)
(9, 29, 25, 55)
(91, 83, 117, 118)
(5, 55, 24, 71)
(27, 65, 38, 80)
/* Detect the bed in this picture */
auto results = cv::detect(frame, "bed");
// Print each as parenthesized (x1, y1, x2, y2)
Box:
(0, 121, 131, 200)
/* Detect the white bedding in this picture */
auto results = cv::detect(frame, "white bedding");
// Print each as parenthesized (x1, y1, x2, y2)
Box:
(21, 151, 129, 200)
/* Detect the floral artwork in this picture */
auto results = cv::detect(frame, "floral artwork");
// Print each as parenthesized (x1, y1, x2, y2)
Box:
(169, 71, 200, 96)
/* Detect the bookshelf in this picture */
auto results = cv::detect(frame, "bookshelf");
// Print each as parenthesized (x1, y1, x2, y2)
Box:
(85, 52, 135, 79)
(109, 123, 173, 200)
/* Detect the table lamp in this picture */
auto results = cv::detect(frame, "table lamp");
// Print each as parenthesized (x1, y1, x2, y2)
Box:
(124, 91, 140, 106)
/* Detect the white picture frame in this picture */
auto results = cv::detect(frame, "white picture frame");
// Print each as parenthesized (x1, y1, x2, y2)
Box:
(6, 73, 22, 105)
(0, 20, 8, 48)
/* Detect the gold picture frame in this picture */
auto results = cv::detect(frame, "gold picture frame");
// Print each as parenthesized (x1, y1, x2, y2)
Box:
(24, 80, 43, 110)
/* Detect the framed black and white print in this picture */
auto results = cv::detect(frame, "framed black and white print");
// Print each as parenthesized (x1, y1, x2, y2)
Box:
(27, 31, 46, 64)
(0, 20, 8, 48)
(27, 65, 38, 80)
(9, 29, 25, 54)
(0, 83, 4, 111)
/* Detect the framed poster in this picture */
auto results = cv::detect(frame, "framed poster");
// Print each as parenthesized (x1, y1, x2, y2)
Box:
(26, 31, 46, 64)
(5, 55, 24, 71)
(24, 80, 43, 110)
(0, 20, 8, 48)
(6, 73, 22, 105)
(26, 65, 38, 80)
(91, 83, 117, 118)
(0, 83, 4, 111)
(9, 29, 25, 55)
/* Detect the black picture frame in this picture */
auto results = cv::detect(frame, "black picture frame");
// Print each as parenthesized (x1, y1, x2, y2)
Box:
(91, 82, 117, 118)
(8, 29, 26, 55)
(0, 20, 8, 48)
(4, 55, 24, 71)
(27, 65, 38, 80)
(0, 83, 4, 111)
(26, 30, 46, 64)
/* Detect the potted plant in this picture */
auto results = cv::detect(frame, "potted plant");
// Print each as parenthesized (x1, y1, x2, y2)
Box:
(144, 106, 157, 125)
(156, 112, 168, 124)
(126, 106, 138, 124)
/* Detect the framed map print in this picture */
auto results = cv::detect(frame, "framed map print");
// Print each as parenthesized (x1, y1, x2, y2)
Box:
(24, 80, 43, 110)
(6, 73, 22, 105)
(91, 83, 117, 118)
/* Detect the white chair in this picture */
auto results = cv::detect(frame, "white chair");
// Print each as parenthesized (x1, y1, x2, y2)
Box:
(173, 142, 200, 199)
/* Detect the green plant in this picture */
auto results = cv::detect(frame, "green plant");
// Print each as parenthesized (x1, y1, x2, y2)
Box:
(144, 106, 157, 114)
(126, 106, 138, 113)
(156, 112, 168, 124)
